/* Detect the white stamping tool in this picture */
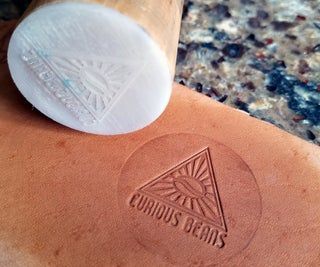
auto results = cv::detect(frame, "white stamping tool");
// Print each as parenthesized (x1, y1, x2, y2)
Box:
(8, 1, 183, 134)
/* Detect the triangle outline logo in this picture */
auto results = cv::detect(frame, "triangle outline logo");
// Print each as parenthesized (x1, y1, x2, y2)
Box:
(138, 147, 227, 232)
(43, 54, 144, 121)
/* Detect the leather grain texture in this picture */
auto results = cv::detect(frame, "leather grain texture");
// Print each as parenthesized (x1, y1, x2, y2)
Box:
(0, 21, 320, 266)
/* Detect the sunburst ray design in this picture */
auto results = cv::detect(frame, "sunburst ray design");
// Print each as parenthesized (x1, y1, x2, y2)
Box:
(138, 148, 227, 232)
(45, 54, 142, 121)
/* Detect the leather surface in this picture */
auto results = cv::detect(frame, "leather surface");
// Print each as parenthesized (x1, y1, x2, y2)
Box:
(0, 21, 320, 266)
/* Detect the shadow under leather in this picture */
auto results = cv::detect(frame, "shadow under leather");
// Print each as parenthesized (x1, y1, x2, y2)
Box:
(0, 62, 83, 135)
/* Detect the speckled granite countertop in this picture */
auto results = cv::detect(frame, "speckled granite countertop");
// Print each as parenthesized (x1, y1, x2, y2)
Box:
(176, 0, 320, 145)
(1, 0, 319, 144)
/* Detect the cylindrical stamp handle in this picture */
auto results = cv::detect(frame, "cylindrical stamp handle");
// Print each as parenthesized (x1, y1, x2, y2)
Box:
(8, 1, 184, 135)
(24, 0, 184, 77)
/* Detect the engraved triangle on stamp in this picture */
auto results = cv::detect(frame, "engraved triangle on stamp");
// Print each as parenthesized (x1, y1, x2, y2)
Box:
(48, 55, 143, 121)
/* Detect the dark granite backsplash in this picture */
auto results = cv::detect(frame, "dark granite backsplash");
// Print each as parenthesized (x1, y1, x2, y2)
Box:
(1, 0, 319, 144)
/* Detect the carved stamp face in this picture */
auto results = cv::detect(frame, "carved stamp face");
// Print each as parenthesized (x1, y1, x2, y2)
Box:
(21, 49, 142, 123)
(8, 2, 172, 134)
(118, 133, 262, 265)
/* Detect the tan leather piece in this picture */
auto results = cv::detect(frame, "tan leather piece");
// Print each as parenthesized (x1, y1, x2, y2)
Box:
(0, 22, 320, 266)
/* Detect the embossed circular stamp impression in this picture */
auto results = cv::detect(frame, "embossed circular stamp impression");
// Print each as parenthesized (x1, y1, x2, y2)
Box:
(118, 133, 262, 265)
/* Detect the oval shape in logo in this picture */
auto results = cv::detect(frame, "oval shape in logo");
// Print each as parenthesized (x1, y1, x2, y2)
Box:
(80, 67, 107, 95)
(173, 176, 205, 198)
